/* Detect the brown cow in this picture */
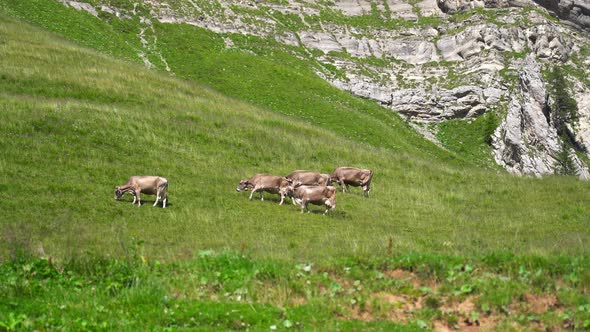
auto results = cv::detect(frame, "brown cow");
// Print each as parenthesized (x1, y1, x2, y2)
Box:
(286, 170, 331, 186)
(290, 185, 336, 214)
(236, 174, 292, 205)
(330, 167, 373, 197)
(115, 176, 168, 208)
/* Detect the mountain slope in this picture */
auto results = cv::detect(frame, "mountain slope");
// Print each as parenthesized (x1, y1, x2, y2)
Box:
(1, 10, 590, 264)
(40, 0, 590, 178)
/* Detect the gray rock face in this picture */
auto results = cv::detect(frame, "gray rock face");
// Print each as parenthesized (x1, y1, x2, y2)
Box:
(436, 24, 570, 62)
(437, 0, 486, 13)
(438, 0, 534, 12)
(534, 0, 590, 31)
(492, 56, 589, 178)
(492, 56, 560, 176)
(439, 0, 590, 31)
(330, 78, 500, 122)
(59, 0, 98, 16)
(573, 83, 590, 153)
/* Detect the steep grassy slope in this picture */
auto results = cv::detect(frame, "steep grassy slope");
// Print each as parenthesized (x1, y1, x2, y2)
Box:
(1, 8, 590, 263)
(0, 0, 449, 159)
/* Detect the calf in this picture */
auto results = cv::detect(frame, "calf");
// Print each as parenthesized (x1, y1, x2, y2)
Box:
(291, 185, 336, 214)
(236, 174, 292, 205)
(115, 176, 168, 208)
(330, 167, 373, 197)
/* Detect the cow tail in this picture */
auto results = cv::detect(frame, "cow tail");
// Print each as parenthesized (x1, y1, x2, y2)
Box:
(162, 181, 169, 200)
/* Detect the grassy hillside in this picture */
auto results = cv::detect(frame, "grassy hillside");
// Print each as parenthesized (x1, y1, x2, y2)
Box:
(0, 0, 450, 159)
(1, 6, 590, 331)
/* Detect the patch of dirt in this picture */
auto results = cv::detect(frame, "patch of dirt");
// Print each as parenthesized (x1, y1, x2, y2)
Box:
(433, 321, 455, 332)
(289, 296, 307, 306)
(384, 268, 421, 288)
(330, 274, 354, 289)
(522, 293, 558, 314)
(434, 315, 501, 332)
(440, 296, 477, 315)
(376, 292, 424, 311)
(349, 306, 374, 321)
(437, 296, 500, 331)
(345, 292, 427, 323)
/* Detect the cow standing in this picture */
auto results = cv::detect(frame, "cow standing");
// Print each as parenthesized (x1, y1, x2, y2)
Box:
(290, 185, 337, 214)
(236, 174, 292, 205)
(330, 167, 373, 197)
(115, 176, 168, 208)
(285, 170, 332, 187)
(285, 170, 331, 205)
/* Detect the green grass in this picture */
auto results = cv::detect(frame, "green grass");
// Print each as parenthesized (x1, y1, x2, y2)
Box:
(1, 252, 589, 330)
(436, 111, 502, 169)
(1, 0, 590, 263)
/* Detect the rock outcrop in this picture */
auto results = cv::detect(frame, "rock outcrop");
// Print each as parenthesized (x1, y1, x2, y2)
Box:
(492, 56, 589, 178)
(438, 0, 590, 31)
(534, 0, 590, 32)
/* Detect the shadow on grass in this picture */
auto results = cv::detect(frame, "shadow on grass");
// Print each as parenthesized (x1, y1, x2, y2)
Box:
(115, 199, 173, 208)
(289, 207, 348, 219)
(237, 195, 348, 218)
(338, 189, 370, 198)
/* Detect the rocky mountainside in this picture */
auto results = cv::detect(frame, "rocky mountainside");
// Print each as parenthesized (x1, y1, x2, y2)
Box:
(61, 0, 590, 178)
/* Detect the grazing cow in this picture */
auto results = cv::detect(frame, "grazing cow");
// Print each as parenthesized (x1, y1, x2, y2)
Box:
(236, 174, 292, 205)
(286, 170, 331, 190)
(330, 167, 373, 197)
(115, 176, 168, 208)
(285, 170, 332, 205)
(290, 185, 336, 214)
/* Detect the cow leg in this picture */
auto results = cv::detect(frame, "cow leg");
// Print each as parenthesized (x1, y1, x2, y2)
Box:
(324, 199, 334, 215)
(132, 193, 137, 205)
(279, 193, 284, 205)
(153, 188, 161, 207)
(345, 183, 350, 192)
(249, 188, 256, 200)
(163, 195, 167, 208)
(260, 191, 264, 201)
(135, 190, 142, 207)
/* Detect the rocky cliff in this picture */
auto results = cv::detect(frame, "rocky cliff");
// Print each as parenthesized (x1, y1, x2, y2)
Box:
(61, 0, 590, 178)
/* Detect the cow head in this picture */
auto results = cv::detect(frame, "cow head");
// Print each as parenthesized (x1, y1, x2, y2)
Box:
(236, 180, 250, 192)
(114, 187, 124, 200)
(282, 184, 295, 198)
(320, 174, 333, 186)
(329, 173, 340, 184)
(291, 180, 304, 188)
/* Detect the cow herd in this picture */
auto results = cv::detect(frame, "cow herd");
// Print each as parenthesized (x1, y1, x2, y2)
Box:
(236, 167, 374, 214)
(114, 167, 373, 215)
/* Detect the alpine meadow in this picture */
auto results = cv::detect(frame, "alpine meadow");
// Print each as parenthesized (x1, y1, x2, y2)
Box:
(0, 0, 589, 330)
